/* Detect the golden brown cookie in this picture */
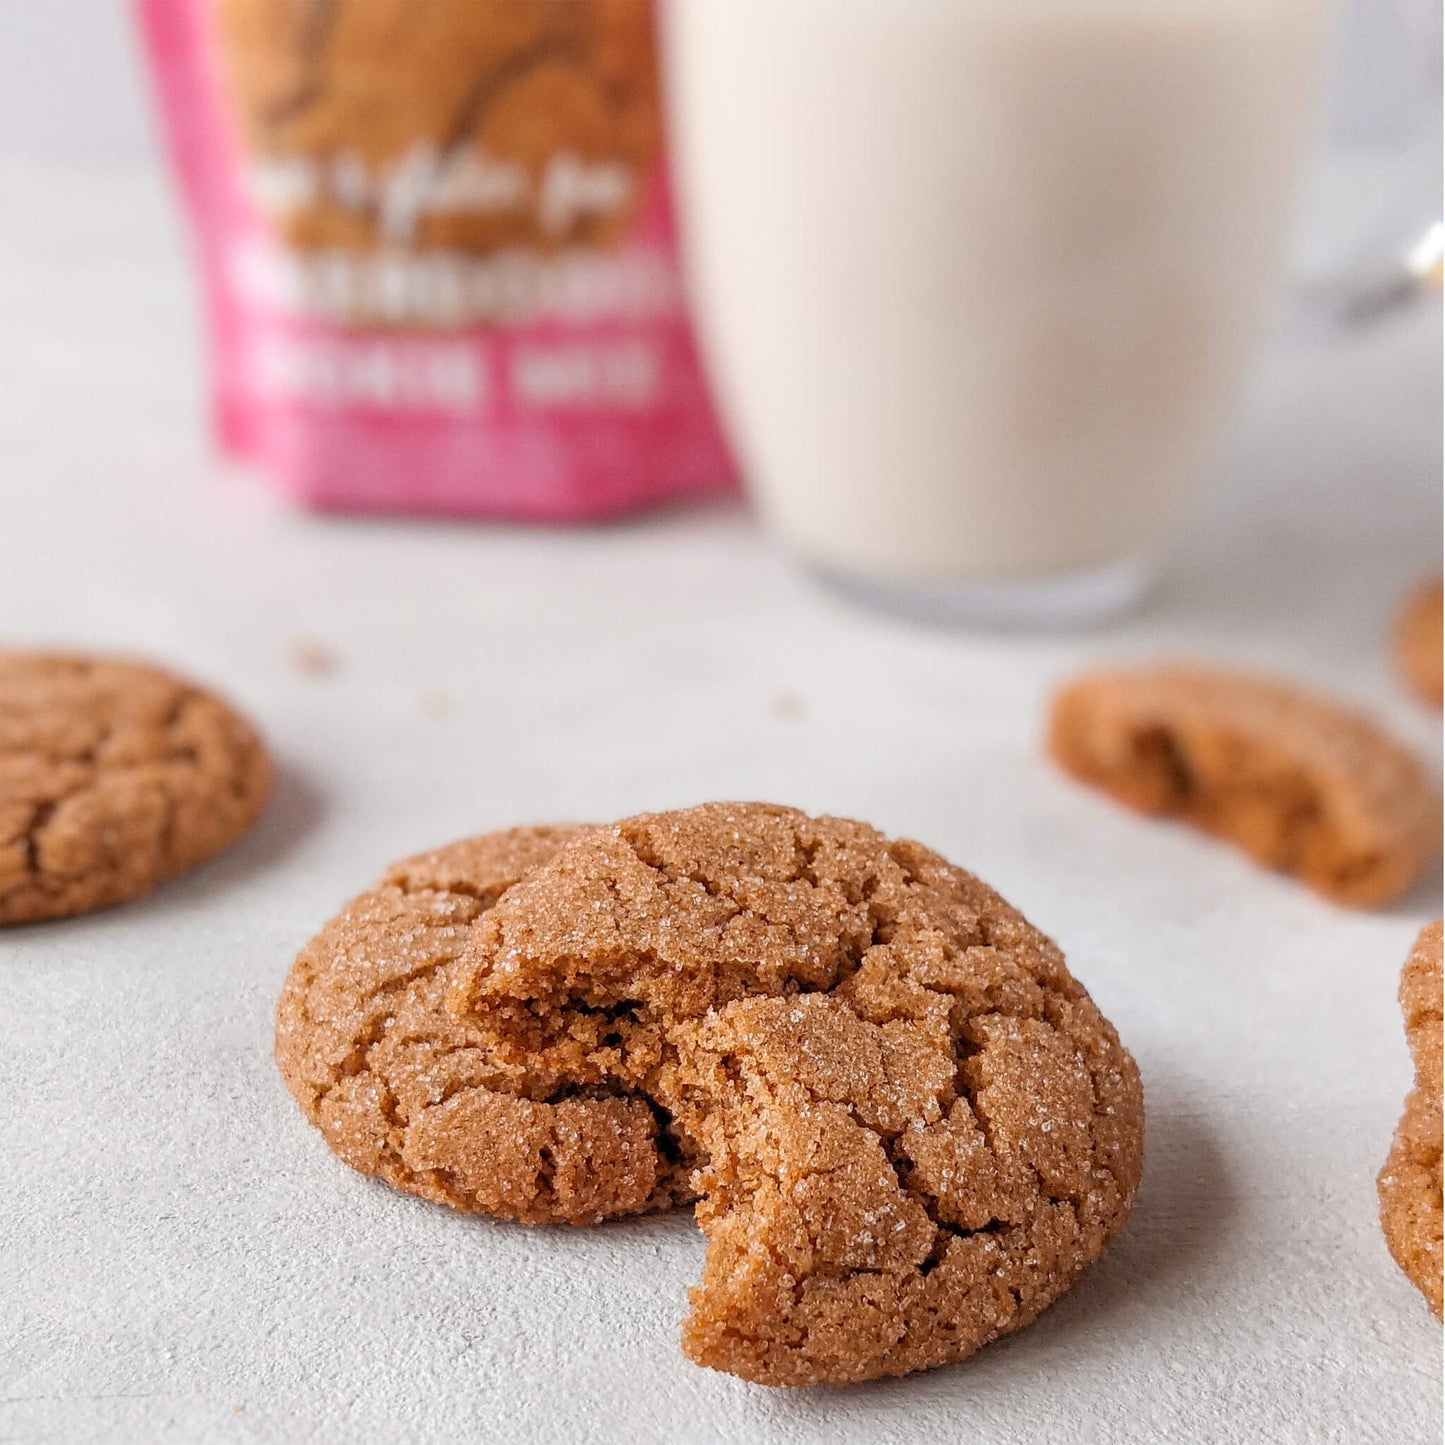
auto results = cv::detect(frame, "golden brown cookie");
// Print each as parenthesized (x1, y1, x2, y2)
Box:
(1047, 665, 1439, 908)
(1378, 921, 1443, 1319)
(274, 826, 696, 1225)
(451, 802, 1144, 1385)
(0, 652, 272, 925)
(1395, 579, 1443, 708)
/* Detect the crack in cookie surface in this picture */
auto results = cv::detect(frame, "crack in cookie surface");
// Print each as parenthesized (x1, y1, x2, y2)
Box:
(449, 803, 1144, 1384)
(0, 652, 272, 924)
(1048, 664, 1440, 907)
(664, 995, 1130, 1384)
(449, 807, 988, 1088)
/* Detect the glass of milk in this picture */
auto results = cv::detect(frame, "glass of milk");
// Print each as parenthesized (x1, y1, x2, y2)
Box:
(663, 0, 1334, 623)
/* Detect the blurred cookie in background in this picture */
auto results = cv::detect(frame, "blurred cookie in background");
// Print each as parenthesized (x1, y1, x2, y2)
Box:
(0, 651, 271, 924)
(1395, 578, 1443, 708)
(1048, 664, 1440, 909)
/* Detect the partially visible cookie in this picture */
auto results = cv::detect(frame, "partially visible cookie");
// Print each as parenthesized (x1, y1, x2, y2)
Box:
(1395, 579, 1443, 708)
(1047, 665, 1439, 908)
(0, 651, 272, 924)
(274, 826, 696, 1225)
(1379, 921, 1443, 1319)
(450, 802, 1144, 1384)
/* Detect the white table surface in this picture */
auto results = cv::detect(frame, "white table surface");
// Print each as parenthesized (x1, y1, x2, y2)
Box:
(2, 162, 1441, 1444)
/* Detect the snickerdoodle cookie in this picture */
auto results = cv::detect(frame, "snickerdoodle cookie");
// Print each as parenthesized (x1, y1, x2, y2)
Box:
(1047, 665, 1438, 908)
(448, 803, 1144, 1385)
(279, 806, 1141, 1381)
(0, 651, 271, 924)
(1395, 579, 1443, 708)
(1379, 921, 1443, 1319)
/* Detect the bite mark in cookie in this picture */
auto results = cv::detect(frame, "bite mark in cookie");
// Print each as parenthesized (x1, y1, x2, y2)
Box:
(1047, 665, 1439, 908)
(1379, 921, 1443, 1319)
(450, 803, 1144, 1385)
(0, 651, 271, 925)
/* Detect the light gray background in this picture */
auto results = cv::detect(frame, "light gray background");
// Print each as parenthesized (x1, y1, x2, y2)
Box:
(1, 4, 1442, 1443)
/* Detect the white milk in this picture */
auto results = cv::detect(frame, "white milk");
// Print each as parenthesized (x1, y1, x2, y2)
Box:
(664, 0, 1331, 618)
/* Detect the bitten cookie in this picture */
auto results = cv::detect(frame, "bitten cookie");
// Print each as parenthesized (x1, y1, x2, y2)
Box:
(1047, 665, 1439, 908)
(274, 827, 696, 1225)
(0, 651, 272, 924)
(1395, 579, 1443, 708)
(451, 802, 1144, 1385)
(1378, 921, 1443, 1319)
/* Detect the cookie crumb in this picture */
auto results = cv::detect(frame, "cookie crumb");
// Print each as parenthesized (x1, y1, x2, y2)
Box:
(289, 641, 338, 678)
(769, 689, 805, 721)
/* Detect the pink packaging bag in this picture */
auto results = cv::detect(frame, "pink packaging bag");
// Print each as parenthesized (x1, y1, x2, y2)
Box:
(137, 0, 735, 519)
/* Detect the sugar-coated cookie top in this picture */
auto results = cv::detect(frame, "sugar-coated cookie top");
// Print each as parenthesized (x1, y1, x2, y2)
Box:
(0, 650, 271, 924)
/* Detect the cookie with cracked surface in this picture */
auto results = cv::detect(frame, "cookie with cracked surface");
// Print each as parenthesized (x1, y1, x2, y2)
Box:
(1379, 921, 1443, 1319)
(1395, 579, 1442, 708)
(669, 992, 1141, 1385)
(1047, 665, 1439, 908)
(450, 802, 1144, 1384)
(274, 826, 697, 1225)
(0, 651, 272, 924)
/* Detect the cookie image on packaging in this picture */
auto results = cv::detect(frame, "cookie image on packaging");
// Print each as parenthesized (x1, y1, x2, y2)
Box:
(0, 651, 271, 925)
(216, 0, 661, 257)
(1047, 664, 1440, 908)
(445, 803, 1144, 1386)
(1395, 579, 1443, 709)
(1378, 921, 1443, 1319)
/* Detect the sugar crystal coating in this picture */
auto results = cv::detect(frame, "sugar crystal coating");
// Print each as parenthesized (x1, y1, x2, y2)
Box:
(0, 651, 272, 924)
(275, 826, 693, 1225)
